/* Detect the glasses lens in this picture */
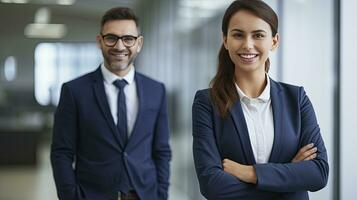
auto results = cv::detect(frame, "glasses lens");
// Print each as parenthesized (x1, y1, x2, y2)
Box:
(122, 36, 136, 47)
(103, 35, 118, 46)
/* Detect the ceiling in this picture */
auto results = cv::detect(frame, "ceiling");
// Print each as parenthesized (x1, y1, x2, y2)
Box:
(0, 0, 141, 38)
(0, 0, 232, 38)
(0, 0, 141, 21)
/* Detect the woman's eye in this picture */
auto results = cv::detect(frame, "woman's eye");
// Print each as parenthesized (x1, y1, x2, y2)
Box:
(254, 34, 265, 39)
(232, 33, 243, 38)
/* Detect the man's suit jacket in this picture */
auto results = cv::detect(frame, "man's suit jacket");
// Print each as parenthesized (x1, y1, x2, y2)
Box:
(51, 67, 171, 200)
(192, 78, 329, 200)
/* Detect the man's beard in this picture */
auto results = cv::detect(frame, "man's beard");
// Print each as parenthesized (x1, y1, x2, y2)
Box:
(102, 50, 135, 73)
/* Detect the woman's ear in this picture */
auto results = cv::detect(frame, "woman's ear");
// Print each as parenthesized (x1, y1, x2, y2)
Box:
(223, 33, 228, 50)
(271, 33, 279, 51)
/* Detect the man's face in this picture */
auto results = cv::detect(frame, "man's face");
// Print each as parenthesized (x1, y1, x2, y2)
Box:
(97, 20, 143, 76)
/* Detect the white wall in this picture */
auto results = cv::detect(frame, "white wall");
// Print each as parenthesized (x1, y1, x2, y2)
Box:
(281, 0, 334, 199)
(341, 0, 357, 199)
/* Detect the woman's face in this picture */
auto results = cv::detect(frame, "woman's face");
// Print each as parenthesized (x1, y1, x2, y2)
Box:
(223, 10, 279, 74)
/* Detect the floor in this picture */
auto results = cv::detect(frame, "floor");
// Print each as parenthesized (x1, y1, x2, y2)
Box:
(0, 135, 197, 200)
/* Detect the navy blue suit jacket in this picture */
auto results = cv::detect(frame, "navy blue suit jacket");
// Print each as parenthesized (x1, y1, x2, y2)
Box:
(192, 79, 329, 200)
(51, 67, 171, 200)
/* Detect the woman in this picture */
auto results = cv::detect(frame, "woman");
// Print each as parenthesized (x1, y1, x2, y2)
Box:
(192, 0, 329, 199)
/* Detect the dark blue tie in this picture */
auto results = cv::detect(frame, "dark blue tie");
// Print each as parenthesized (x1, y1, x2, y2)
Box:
(113, 79, 128, 146)
(113, 79, 133, 194)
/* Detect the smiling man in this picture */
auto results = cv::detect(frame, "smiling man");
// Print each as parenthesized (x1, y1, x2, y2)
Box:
(51, 7, 171, 200)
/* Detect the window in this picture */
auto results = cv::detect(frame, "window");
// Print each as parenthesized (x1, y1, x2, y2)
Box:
(34, 43, 102, 106)
(4, 56, 17, 81)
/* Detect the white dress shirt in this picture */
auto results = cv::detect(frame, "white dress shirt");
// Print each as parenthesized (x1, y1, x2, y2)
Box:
(101, 64, 139, 137)
(235, 76, 274, 164)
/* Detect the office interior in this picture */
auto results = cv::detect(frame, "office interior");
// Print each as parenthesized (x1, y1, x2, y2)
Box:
(0, 0, 356, 199)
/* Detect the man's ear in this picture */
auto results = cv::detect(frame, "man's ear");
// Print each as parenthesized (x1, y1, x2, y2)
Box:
(96, 34, 102, 49)
(136, 36, 144, 52)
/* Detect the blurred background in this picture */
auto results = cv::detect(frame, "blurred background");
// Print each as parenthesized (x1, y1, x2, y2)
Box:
(0, 0, 355, 199)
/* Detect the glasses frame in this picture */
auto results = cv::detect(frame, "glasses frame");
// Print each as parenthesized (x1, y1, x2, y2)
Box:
(100, 33, 140, 47)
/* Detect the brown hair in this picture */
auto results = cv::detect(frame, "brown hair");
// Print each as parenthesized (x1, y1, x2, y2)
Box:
(210, 0, 278, 117)
(100, 7, 139, 32)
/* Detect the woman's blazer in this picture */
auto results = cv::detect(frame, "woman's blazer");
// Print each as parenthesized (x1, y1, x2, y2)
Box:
(192, 78, 329, 200)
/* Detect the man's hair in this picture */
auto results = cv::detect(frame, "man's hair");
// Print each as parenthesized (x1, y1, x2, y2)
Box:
(100, 7, 139, 31)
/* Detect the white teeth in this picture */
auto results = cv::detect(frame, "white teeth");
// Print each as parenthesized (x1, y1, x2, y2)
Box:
(113, 53, 128, 57)
(239, 54, 257, 59)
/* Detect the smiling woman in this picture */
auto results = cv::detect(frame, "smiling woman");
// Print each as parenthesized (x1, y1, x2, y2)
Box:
(192, 0, 329, 199)
(223, 9, 279, 94)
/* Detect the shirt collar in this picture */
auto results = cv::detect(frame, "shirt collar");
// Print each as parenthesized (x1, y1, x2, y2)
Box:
(259, 75, 270, 102)
(235, 74, 271, 103)
(100, 63, 135, 85)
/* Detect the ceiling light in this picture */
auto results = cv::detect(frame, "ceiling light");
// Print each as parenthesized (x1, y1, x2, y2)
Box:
(56, 0, 75, 5)
(180, 0, 232, 10)
(24, 23, 67, 39)
(34, 7, 50, 23)
(1, 0, 75, 5)
(12, 0, 28, 3)
(24, 7, 67, 38)
(1, 0, 28, 3)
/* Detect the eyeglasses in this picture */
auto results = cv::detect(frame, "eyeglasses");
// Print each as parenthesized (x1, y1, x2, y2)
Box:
(101, 33, 139, 47)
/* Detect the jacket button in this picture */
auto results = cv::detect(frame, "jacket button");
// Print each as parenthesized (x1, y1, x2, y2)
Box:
(123, 152, 128, 157)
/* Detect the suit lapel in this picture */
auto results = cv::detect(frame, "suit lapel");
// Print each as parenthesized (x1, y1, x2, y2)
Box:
(230, 101, 256, 164)
(269, 79, 284, 162)
(92, 68, 124, 150)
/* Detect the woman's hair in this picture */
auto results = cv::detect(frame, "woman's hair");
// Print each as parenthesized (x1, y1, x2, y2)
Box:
(210, 0, 278, 117)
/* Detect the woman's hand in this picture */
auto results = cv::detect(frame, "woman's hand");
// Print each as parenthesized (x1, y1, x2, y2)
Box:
(292, 143, 317, 163)
(222, 159, 257, 184)
(222, 143, 317, 184)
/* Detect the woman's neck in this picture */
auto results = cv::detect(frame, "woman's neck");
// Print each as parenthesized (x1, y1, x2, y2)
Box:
(235, 69, 267, 98)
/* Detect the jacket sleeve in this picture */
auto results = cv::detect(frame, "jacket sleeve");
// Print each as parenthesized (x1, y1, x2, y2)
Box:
(254, 87, 329, 192)
(192, 90, 278, 200)
(153, 84, 171, 200)
(50, 83, 80, 200)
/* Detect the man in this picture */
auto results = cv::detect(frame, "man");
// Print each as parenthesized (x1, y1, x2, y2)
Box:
(51, 7, 171, 200)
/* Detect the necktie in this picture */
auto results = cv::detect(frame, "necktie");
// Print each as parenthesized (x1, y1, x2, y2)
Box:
(113, 79, 128, 146)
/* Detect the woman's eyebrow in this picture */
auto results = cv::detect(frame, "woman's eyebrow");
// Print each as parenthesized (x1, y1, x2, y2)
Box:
(230, 29, 267, 33)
